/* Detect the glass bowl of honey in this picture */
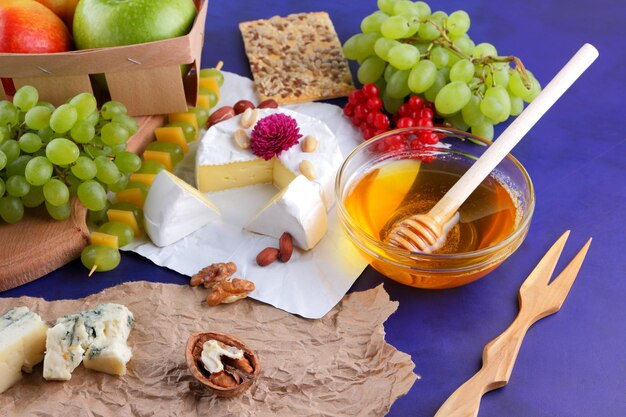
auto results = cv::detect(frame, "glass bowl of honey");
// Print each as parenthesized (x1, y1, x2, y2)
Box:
(336, 127, 534, 289)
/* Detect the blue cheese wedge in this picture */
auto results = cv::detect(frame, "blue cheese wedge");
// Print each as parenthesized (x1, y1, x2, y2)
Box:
(43, 314, 89, 381)
(0, 307, 49, 393)
(82, 304, 134, 376)
(43, 303, 134, 381)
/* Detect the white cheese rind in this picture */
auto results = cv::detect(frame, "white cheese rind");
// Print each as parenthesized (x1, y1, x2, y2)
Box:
(0, 307, 48, 393)
(144, 170, 221, 247)
(43, 303, 134, 380)
(196, 108, 343, 209)
(245, 175, 328, 250)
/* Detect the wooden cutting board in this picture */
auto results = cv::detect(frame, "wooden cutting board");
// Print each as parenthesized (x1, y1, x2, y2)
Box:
(0, 115, 166, 292)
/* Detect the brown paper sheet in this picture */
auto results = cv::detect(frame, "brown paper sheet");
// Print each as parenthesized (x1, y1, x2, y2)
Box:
(0, 282, 417, 417)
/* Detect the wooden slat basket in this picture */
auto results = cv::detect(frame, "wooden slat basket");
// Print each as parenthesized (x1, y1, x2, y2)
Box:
(0, 1, 208, 291)
(0, 0, 208, 116)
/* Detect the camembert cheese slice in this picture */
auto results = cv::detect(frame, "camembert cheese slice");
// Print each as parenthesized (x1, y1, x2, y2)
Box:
(245, 175, 328, 250)
(144, 170, 221, 247)
(0, 307, 48, 393)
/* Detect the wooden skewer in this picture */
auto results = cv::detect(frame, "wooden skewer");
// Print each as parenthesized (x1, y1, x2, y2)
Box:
(88, 264, 98, 277)
(387, 44, 599, 253)
(215, 60, 224, 71)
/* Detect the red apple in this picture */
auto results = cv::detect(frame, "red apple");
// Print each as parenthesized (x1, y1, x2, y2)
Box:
(0, 0, 72, 53)
(34, 0, 78, 27)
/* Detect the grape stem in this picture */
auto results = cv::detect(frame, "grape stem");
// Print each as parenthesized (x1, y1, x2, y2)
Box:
(473, 56, 532, 89)
(53, 165, 67, 180)
(419, 18, 533, 89)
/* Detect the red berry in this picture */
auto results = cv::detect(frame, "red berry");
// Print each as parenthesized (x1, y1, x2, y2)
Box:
(421, 132, 439, 144)
(388, 142, 407, 151)
(372, 128, 387, 137)
(373, 113, 390, 129)
(343, 102, 355, 117)
(398, 103, 412, 117)
(409, 110, 419, 120)
(360, 125, 374, 139)
(435, 132, 446, 140)
(349, 90, 365, 105)
(417, 118, 434, 127)
(421, 107, 434, 120)
(407, 96, 425, 109)
(377, 141, 390, 152)
(362, 84, 380, 97)
(396, 117, 416, 128)
(386, 134, 404, 146)
(366, 96, 383, 111)
(409, 139, 424, 149)
(354, 104, 369, 122)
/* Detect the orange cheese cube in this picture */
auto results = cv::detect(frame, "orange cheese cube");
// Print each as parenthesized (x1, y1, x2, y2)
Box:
(168, 112, 198, 140)
(129, 173, 157, 187)
(143, 150, 173, 172)
(107, 209, 142, 237)
(154, 126, 189, 153)
(199, 77, 220, 96)
(196, 94, 211, 110)
(115, 187, 147, 209)
(90, 232, 119, 249)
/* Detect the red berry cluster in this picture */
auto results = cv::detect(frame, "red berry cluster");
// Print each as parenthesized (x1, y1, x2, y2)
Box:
(343, 84, 443, 152)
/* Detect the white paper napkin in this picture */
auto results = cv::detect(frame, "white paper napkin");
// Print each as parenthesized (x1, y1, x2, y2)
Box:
(126, 72, 368, 318)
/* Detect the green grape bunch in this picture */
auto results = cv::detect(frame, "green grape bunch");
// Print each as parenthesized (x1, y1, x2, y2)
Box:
(343, 0, 541, 139)
(0, 85, 139, 225)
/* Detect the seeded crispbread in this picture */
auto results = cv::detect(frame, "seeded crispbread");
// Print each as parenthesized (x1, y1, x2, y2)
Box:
(239, 12, 355, 104)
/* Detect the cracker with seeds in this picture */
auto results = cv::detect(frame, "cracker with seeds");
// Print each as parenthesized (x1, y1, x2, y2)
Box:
(239, 12, 355, 104)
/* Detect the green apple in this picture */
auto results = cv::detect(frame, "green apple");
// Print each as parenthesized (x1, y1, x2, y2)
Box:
(73, 0, 197, 50)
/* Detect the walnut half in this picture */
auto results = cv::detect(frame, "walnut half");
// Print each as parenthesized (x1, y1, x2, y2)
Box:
(190, 262, 237, 288)
(186, 332, 260, 397)
(206, 279, 255, 306)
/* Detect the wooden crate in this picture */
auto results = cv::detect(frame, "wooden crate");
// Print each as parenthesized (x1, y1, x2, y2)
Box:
(0, 0, 207, 116)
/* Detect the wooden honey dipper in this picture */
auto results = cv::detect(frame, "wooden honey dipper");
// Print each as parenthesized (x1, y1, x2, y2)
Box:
(387, 44, 599, 253)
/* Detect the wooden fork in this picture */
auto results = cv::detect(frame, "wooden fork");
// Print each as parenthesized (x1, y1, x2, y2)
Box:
(434, 230, 592, 417)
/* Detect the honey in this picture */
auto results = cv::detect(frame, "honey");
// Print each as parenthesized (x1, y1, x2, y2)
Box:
(343, 157, 519, 255)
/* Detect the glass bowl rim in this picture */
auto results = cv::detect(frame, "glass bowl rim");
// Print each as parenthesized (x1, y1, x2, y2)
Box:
(335, 126, 536, 264)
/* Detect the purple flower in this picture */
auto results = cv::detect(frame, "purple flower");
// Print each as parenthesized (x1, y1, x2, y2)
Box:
(250, 113, 302, 160)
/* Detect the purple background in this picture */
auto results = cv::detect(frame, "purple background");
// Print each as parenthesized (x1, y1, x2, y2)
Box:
(3, 0, 626, 416)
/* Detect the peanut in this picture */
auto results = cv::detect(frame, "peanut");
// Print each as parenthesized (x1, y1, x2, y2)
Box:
(240, 108, 259, 129)
(301, 135, 318, 153)
(256, 247, 279, 266)
(233, 100, 255, 115)
(279, 232, 293, 262)
(299, 160, 316, 180)
(234, 129, 250, 149)
(257, 99, 278, 109)
(208, 106, 235, 126)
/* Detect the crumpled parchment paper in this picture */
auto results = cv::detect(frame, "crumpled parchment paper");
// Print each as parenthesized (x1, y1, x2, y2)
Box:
(0, 281, 417, 417)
